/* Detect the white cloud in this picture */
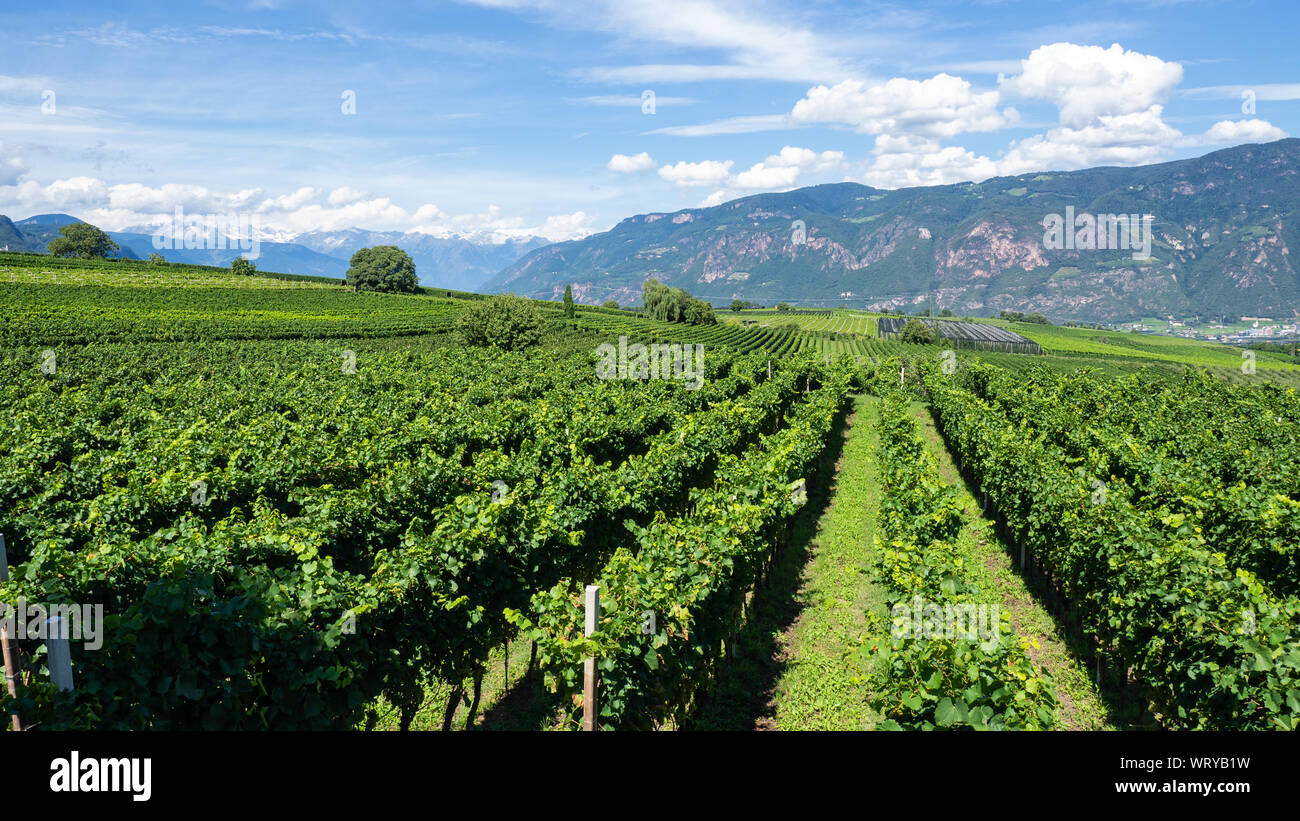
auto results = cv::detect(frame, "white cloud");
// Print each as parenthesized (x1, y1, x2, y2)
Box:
(791, 74, 1015, 138)
(1180, 83, 1300, 101)
(466, 0, 855, 84)
(1196, 119, 1288, 145)
(645, 114, 795, 137)
(1000, 42, 1183, 128)
(256, 187, 320, 212)
(0, 176, 597, 242)
(0, 141, 27, 186)
(733, 146, 844, 189)
(658, 159, 734, 187)
(697, 146, 845, 204)
(607, 152, 655, 173)
(997, 105, 1183, 174)
(327, 186, 369, 206)
(860, 137, 1000, 189)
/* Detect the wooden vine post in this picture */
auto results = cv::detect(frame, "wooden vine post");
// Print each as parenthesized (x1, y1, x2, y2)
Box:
(583, 585, 599, 732)
(0, 533, 25, 731)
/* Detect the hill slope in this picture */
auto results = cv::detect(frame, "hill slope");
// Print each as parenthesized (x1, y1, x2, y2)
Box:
(488, 139, 1300, 323)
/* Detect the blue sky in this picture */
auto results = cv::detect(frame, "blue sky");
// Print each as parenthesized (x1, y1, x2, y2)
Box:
(0, 0, 1296, 241)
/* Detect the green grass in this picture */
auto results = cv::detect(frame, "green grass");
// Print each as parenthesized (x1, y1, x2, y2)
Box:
(765, 395, 887, 730)
(689, 394, 888, 730)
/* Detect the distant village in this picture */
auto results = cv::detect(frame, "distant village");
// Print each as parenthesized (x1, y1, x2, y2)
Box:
(1119, 316, 1300, 345)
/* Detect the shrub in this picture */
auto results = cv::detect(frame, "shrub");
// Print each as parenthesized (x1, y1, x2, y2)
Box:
(457, 294, 545, 351)
(900, 318, 938, 345)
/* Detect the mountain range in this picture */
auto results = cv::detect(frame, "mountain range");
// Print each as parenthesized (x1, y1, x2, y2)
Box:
(487, 139, 1300, 323)
(0, 214, 547, 290)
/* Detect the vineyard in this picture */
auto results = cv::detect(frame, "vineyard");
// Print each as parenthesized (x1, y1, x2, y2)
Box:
(923, 361, 1300, 730)
(1, 253, 1297, 731)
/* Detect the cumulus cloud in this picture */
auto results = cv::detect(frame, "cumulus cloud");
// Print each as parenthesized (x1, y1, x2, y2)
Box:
(791, 74, 1015, 138)
(327, 186, 369, 206)
(695, 146, 845, 206)
(1000, 42, 1183, 128)
(1196, 119, 1288, 145)
(860, 137, 1000, 189)
(607, 152, 655, 173)
(658, 159, 734, 187)
(732, 146, 844, 189)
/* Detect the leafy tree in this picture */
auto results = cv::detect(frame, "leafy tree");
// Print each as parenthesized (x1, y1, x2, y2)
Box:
(563, 283, 575, 318)
(47, 223, 119, 259)
(900, 318, 938, 345)
(231, 257, 256, 276)
(456, 293, 544, 351)
(346, 246, 418, 293)
(685, 299, 717, 325)
(775, 302, 792, 312)
(147, 253, 165, 265)
(642, 278, 689, 322)
(601, 299, 621, 309)
(939, 308, 954, 317)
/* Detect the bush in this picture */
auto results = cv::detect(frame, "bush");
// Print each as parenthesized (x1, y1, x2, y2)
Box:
(900, 318, 938, 345)
(456, 294, 545, 351)
(346, 246, 418, 293)
(231, 257, 256, 276)
(48, 223, 119, 259)
(685, 299, 717, 326)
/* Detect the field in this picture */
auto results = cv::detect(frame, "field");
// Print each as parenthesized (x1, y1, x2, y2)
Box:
(1, 253, 1297, 731)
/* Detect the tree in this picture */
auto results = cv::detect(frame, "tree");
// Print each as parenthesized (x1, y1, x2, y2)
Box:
(346, 246, 418, 293)
(456, 294, 545, 351)
(563, 283, 575, 318)
(601, 299, 621, 309)
(48, 223, 118, 259)
(775, 302, 792, 312)
(231, 257, 256, 276)
(147, 253, 165, 265)
(685, 299, 717, 326)
(642, 278, 689, 322)
(939, 308, 954, 317)
(900, 318, 938, 344)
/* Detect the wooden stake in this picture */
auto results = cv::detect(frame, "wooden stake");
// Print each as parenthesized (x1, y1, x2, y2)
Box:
(583, 585, 599, 732)
(0, 534, 24, 730)
(47, 617, 74, 692)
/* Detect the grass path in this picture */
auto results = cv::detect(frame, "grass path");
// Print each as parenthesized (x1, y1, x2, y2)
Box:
(907, 401, 1129, 730)
(763, 395, 887, 729)
(691, 394, 889, 729)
